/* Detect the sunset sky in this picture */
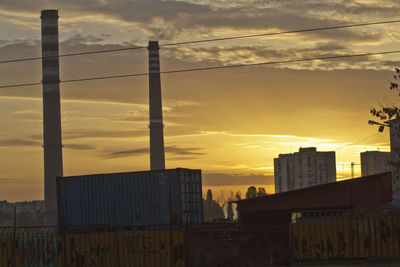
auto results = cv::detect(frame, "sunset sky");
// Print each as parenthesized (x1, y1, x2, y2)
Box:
(0, 0, 399, 201)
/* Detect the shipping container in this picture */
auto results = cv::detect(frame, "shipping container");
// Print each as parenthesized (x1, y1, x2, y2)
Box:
(0, 227, 59, 267)
(291, 214, 400, 262)
(57, 168, 203, 232)
(0, 227, 184, 267)
(0, 230, 12, 267)
(62, 230, 184, 267)
(184, 224, 291, 267)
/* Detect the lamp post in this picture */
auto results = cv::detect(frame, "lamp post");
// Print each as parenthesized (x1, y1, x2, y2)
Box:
(369, 119, 400, 205)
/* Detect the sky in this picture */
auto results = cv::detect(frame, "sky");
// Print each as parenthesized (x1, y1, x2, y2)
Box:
(0, 0, 399, 201)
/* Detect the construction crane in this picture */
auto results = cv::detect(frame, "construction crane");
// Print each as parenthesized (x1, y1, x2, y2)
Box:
(351, 162, 360, 178)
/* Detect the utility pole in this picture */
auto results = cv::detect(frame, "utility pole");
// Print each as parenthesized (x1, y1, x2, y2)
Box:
(389, 119, 400, 204)
(369, 118, 400, 204)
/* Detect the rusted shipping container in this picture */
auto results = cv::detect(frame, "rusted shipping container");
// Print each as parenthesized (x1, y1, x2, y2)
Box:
(291, 214, 400, 262)
(0, 227, 59, 267)
(238, 172, 391, 214)
(58, 168, 203, 232)
(0, 228, 184, 267)
(184, 225, 290, 266)
(0, 235, 12, 267)
(63, 230, 184, 267)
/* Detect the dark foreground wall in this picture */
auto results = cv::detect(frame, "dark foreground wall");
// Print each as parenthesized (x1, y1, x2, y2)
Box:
(184, 225, 291, 267)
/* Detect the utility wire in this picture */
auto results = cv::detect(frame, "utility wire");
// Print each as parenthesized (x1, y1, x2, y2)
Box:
(333, 132, 381, 151)
(1, 49, 400, 89)
(160, 19, 400, 47)
(1, 50, 400, 88)
(0, 46, 147, 64)
(1, 19, 400, 64)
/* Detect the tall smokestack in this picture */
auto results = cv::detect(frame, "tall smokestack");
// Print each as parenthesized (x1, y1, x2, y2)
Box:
(148, 41, 165, 170)
(41, 10, 63, 225)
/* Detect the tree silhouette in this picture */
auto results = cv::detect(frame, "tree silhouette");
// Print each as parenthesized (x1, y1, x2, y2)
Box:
(370, 68, 400, 121)
(257, 187, 268, 197)
(246, 186, 257, 199)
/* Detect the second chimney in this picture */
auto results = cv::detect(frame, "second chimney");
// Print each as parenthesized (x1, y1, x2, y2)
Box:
(148, 41, 165, 170)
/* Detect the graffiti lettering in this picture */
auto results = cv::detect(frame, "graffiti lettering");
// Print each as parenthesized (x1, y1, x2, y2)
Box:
(125, 234, 162, 254)
(18, 237, 58, 266)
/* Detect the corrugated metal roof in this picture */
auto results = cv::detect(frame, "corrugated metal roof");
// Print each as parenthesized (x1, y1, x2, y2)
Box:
(237, 172, 392, 213)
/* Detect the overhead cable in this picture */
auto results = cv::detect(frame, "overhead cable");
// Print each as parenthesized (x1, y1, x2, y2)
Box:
(1, 19, 400, 64)
(1, 49, 400, 89)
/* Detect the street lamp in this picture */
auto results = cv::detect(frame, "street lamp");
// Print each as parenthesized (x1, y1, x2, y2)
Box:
(368, 120, 389, 132)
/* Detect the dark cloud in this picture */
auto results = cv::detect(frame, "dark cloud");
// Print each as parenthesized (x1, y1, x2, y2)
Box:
(102, 145, 206, 159)
(0, 0, 393, 46)
(203, 172, 274, 186)
(0, 0, 210, 24)
(166, 146, 206, 156)
(0, 139, 40, 147)
(102, 147, 149, 159)
(63, 144, 97, 150)
(29, 129, 148, 141)
(61, 34, 113, 46)
(0, 178, 15, 182)
(0, 138, 97, 151)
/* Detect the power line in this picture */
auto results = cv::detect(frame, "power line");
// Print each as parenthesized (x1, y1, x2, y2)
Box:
(0, 46, 147, 64)
(1, 19, 400, 64)
(1, 49, 400, 89)
(334, 132, 381, 151)
(160, 19, 400, 47)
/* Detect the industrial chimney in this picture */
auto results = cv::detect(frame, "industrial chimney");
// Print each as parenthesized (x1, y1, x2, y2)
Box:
(41, 10, 63, 225)
(148, 41, 165, 170)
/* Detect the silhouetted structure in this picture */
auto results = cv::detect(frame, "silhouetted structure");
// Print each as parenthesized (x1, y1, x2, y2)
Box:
(41, 9, 63, 225)
(274, 147, 336, 193)
(361, 151, 391, 176)
(148, 41, 165, 170)
(203, 189, 224, 222)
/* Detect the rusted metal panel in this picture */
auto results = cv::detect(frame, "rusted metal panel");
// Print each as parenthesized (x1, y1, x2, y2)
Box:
(320, 221, 328, 260)
(185, 225, 290, 266)
(64, 232, 117, 266)
(58, 168, 203, 232)
(17, 236, 59, 267)
(369, 216, 377, 258)
(63, 230, 184, 267)
(0, 227, 59, 267)
(0, 237, 12, 267)
(117, 231, 171, 267)
(237, 172, 392, 213)
(336, 218, 348, 259)
(291, 214, 400, 262)
(392, 216, 400, 257)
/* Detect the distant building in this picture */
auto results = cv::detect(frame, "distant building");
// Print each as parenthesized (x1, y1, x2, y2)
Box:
(274, 147, 336, 193)
(361, 151, 391, 177)
(0, 201, 14, 213)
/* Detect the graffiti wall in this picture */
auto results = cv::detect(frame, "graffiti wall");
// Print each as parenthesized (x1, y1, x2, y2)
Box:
(17, 236, 59, 267)
(63, 231, 184, 267)
(0, 237, 12, 267)
(184, 226, 291, 267)
(291, 215, 400, 262)
(0, 229, 184, 267)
